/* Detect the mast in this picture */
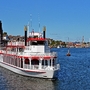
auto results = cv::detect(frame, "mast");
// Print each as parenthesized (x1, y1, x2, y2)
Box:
(38, 13, 40, 33)
(66, 37, 71, 56)
(27, 14, 32, 37)
(30, 14, 32, 31)
(27, 21, 30, 37)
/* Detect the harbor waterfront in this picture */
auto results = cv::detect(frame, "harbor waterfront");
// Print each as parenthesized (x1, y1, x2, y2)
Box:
(0, 48, 90, 90)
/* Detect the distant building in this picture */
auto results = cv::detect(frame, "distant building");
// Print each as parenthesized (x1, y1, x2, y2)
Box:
(75, 43, 81, 48)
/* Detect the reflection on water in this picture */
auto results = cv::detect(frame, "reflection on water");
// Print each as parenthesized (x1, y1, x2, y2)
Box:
(0, 66, 59, 90)
(0, 70, 8, 90)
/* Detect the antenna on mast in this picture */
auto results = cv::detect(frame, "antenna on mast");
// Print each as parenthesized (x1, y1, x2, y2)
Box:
(38, 13, 40, 33)
(27, 21, 30, 37)
(30, 14, 32, 30)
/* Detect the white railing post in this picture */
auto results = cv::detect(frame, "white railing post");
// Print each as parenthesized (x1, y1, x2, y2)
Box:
(19, 58, 21, 68)
(51, 58, 53, 67)
(23, 58, 25, 68)
(29, 58, 31, 69)
(39, 58, 43, 69)
(48, 59, 50, 67)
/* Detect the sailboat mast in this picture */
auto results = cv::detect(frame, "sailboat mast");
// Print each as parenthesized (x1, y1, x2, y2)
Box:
(66, 37, 71, 56)
(68, 37, 70, 48)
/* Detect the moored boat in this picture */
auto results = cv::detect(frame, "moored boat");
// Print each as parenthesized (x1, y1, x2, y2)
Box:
(0, 25, 60, 79)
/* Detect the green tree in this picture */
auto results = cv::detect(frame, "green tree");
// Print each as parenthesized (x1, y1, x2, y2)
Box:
(3, 32, 7, 37)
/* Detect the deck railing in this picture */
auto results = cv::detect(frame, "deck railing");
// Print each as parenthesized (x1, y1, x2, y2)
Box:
(23, 64, 59, 70)
(0, 50, 57, 58)
(18, 52, 57, 57)
(8, 42, 25, 46)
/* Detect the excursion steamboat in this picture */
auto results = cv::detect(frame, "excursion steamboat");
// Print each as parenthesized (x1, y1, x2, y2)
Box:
(0, 24, 60, 79)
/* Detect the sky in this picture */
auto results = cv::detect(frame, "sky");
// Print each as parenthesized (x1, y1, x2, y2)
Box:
(0, 0, 90, 42)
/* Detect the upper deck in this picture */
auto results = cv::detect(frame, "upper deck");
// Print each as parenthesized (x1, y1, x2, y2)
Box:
(6, 31, 50, 53)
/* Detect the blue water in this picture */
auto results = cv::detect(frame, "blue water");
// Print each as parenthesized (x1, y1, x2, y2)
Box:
(0, 48, 90, 90)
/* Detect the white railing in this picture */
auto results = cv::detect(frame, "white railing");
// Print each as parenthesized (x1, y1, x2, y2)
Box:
(8, 42, 25, 46)
(18, 52, 57, 57)
(0, 50, 57, 58)
(7, 51, 17, 55)
(23, 64, 59, 70)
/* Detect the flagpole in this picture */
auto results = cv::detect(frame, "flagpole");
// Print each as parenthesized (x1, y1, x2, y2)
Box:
(27, 22, 30, 37)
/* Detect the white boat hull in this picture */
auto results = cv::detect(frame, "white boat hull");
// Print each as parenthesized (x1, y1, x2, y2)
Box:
(0, 56, 58, 79)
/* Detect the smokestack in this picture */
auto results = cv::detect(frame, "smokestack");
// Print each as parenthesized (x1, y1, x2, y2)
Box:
(43, 26, 46, 38)
(0, 21, 3, 44)
(24, 25, 27, 46)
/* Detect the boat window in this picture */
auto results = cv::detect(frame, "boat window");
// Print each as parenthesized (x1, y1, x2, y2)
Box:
(31, 41, 37, 45)
(19, 48, 24, 52)
(52, 59, 55, 66)
(42, 60, 44, 65)
(37, 41, 45, 45)
(42, 60, 48, 66)
(31, 59, 39, 65)
(25, 59, 30, 64)
(31, 41, 45, 45)
(11, 48, 16, 52)
(21, 58, 23, 68)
